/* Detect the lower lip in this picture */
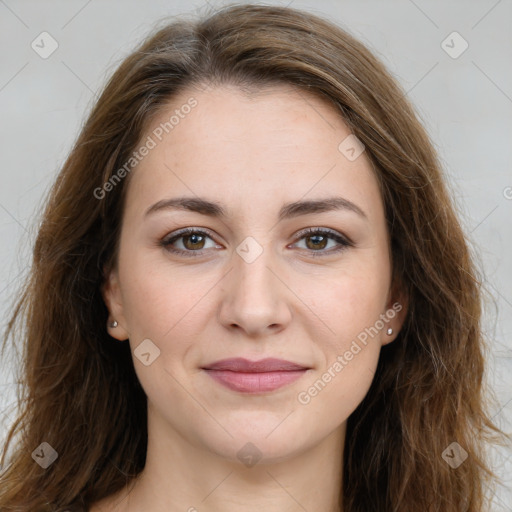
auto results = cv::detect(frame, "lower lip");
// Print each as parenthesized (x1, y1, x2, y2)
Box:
(203, 369, 308, 393)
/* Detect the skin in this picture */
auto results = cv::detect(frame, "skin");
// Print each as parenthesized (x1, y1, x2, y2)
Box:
(96, 83, 407, 512)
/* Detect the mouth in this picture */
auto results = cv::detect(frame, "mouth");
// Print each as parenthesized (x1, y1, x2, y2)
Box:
(201, 357, 311, 393)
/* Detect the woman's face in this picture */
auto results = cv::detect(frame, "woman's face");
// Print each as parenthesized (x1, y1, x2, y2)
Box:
(103, 83, 405, 463)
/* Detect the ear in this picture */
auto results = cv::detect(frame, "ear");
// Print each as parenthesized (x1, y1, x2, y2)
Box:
(101, 264, 130, 341)
(381, 279, 408, 346)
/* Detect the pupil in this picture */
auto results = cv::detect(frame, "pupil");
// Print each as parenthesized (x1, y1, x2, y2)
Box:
(187, 233, 203, 248)
(308, 234, 326, 249)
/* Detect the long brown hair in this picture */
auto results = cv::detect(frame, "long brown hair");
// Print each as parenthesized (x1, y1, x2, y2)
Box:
(0, 4, 506, 511)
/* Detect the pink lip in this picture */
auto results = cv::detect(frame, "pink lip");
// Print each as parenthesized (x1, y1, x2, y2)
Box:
(201, 358, 310, 393)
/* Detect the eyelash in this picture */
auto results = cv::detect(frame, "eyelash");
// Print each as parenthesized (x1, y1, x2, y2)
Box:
(160, 227, 353, 258)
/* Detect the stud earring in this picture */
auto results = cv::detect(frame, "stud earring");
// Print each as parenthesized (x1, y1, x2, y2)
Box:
(109, 320, 118, 328)
(386, 327, 393, 335)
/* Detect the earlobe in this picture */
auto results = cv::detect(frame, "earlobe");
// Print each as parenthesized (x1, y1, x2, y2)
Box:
(381, 285, 408, 346)
(101, 266, 130, 341)
(381, 325, 396, 346)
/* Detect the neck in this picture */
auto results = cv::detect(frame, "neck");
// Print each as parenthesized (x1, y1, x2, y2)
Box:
(103, 406, 345, 512)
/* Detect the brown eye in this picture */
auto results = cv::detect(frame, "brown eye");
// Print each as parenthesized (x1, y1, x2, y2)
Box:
(181, 232, 206, 250)
(292, 228, 353, 257)
(161, 228, 218, 257)
(304, 233, 329, 250)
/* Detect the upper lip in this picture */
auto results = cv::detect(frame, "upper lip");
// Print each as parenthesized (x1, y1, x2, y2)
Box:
(201, 357, 309, 372)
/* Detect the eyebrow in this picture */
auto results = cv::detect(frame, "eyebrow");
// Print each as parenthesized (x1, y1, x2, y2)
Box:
(144, 196, 368, 221)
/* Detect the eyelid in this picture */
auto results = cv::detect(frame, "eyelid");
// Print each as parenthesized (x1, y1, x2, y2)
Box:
(160, 227, 220, 257)
(292, 227, 353, 246)
(289, 227, 353, 258)
(160, 226, 353, 257)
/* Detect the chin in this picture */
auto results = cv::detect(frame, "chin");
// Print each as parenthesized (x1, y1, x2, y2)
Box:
(198, 418, 313, 465)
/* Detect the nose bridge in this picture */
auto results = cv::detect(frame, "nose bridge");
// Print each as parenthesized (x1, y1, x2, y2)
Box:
(219, 234, 290, 334)
(233, 235, 277, 306)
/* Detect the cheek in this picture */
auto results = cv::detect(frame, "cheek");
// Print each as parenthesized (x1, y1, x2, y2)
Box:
(317, 269, 389, 347)
(117, 255, 210, 401)
(297, 346, 380, 440)
(118, 248, 211, 345)
(296, 275, 387, 429)
(300, 266, 388, 396)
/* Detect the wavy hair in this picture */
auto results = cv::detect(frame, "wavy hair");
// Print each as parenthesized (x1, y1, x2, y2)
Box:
(0, 3, 506, 511)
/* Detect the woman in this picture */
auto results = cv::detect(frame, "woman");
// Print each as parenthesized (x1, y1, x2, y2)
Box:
(0, 4, 506, 511)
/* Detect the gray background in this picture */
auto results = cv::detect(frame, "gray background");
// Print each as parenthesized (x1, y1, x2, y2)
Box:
(0, 0, 511, 508)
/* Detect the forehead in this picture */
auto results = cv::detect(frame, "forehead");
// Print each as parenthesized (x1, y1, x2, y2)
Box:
(123, 83, 383, 224)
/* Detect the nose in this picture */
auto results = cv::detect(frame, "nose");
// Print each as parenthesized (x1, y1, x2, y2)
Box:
(217, 242, 292, 338)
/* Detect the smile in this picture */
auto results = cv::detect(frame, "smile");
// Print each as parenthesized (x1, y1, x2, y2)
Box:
(203, 369, 309, 393)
